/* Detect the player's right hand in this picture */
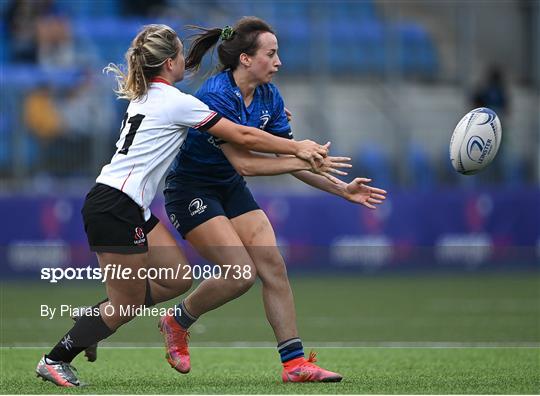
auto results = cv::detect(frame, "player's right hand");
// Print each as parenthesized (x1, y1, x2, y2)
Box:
(311, 156, 352, 184)
(295, 140, 329, 168)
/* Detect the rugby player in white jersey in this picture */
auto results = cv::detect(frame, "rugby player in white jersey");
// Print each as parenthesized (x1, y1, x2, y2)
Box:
(35, 24, 347, 387)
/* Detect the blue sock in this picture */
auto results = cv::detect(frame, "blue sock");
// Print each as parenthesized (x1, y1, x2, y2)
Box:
(174, 300, 197, 329)
(278, 337, 304, 363)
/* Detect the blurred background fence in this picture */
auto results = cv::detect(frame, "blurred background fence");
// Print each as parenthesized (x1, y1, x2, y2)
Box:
(0, 0, 539, 278)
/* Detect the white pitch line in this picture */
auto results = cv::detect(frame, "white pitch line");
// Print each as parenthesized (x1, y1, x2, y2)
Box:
(2, 342, 539, 349)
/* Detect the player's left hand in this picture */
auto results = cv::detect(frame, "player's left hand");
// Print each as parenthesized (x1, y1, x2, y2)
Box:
(342, 178, 387, 209)
(285, 108, 292, 122)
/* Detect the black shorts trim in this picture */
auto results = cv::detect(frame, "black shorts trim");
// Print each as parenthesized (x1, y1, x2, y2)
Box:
(82, 183, 159, 254)
(145, 214, 159, 234)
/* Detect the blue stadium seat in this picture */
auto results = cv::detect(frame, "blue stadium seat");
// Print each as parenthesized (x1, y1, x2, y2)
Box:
(72, 17, 140, 63)
(0, 0, 9, 15)
(0, 111, 11, 170)
(439, 146, 460, 184)
(391, 22, 438, 77)
(312, 0, 377, 21)
(356, 143, 393, 187)
(0, 38, 8, 63)
(407, 141, 435, 188)
(56, 0, 120, 18)
(328, 20, 385, 74)
(273, 18, 311, 73)
(0, 20, 8, 63)
(275, 2, 311, 19)
(1, 65, 83, 89)
(502, 154, 526, 186)
(21, 133, 40, 171)
(72, 17, 186, 64)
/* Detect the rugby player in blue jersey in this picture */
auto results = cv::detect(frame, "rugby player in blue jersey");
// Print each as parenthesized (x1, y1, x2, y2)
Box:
(161, 17, 387, 383)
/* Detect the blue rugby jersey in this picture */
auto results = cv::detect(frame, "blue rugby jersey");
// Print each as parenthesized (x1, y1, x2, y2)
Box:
(166, 70, 292, 185)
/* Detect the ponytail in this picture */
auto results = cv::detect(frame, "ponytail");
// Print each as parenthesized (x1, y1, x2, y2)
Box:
(184, 27, 222, 72)
(104, 24, 180, 101)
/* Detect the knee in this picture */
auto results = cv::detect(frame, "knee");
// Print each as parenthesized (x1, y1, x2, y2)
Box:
(231, 264, 257, 294)
(257, 253, 288, 284)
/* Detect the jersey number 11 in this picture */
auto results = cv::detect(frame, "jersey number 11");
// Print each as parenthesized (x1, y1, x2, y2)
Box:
(118, 113, 146, 155)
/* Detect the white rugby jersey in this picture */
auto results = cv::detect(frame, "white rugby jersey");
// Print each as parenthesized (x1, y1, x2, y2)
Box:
(96, 79, 220, 220)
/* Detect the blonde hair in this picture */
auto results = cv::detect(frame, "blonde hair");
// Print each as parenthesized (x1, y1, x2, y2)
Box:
(104, 24, 181, 101)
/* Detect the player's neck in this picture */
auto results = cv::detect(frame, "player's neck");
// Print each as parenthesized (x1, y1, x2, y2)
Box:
(232, 70, 257, 106)
(152, 74, 173, 85)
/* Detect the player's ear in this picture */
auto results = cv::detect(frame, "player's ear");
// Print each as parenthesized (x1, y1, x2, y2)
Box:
(239, 53, 251, 68)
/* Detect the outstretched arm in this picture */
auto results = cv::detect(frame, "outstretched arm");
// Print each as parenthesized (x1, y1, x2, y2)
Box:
(222, 143, 351, 178)
(279, 155, 387, 209)
(207, 117, 327, 166)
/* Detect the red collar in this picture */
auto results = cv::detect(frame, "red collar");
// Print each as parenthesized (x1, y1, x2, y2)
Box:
(150, 77, 172, 86)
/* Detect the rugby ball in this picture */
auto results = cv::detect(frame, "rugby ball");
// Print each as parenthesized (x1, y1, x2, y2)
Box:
(450, 107, 502, 175)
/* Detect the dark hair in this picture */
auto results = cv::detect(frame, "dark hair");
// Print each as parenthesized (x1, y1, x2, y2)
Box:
(185, 16, 274, 72)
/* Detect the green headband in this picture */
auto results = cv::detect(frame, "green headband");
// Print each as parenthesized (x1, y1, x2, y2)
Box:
(220, 26, 234, 41)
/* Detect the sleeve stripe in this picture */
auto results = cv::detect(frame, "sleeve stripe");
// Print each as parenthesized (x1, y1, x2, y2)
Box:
(194, 111, 218, 130)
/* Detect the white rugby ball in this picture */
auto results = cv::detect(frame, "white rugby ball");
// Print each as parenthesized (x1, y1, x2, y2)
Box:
(450, 107, 502, 175)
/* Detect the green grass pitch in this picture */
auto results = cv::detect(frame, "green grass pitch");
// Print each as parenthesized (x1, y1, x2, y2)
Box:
(1, 273, 539, 393)
(1, 347, 539, 394)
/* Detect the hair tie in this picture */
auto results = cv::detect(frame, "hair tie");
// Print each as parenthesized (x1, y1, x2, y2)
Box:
(220, 26, 234, 41)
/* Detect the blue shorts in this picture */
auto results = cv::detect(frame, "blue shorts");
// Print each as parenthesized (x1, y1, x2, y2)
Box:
(164, 177, 260, 238)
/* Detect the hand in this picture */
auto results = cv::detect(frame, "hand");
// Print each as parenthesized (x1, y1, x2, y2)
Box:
(341, 178, 387, 209)
(310, 156, 352, 184)
(295, 140, 329, 168)
(285, 107, 292, 122)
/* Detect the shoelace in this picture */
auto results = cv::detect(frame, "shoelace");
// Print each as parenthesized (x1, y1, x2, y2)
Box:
(296, 351, 318, 368)
(307, 351, 318, 363)
(284, 351, 319, 370)
(286, 352, 320, 381)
